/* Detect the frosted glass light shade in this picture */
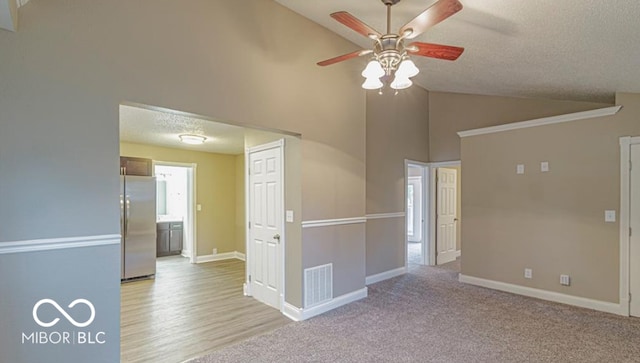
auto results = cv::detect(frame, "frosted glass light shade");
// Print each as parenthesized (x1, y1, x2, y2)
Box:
(361, 60, 385, 78)
(390, 76, 412, 90)
(362, 77, 383, 90)
(179, 134, 207, 144)
(395, 59, 419, 78)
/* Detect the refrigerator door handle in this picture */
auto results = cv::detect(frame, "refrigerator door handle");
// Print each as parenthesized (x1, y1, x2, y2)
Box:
(120, 194, 125, 235)
(125, 195, 131, 237)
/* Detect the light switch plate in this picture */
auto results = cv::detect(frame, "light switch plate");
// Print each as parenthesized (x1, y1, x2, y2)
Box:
(605, 210, 616, 222)
(541, 161, 549, 172)
(286, 210, 294, 223)
(517, 164, 525, 175)
(197, 204, 202, 211)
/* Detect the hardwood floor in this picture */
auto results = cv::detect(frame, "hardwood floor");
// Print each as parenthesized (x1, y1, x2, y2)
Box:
(121, 256, 291, 363)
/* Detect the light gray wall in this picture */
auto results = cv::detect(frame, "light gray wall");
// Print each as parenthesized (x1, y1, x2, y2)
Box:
(302, 224, 365, 299)
(0, 244, 120, 363)
(365, 86, 429, 276)
(0, 0, 367, 360)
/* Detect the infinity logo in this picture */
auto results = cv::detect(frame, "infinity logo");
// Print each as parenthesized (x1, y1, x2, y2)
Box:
(32, 299, 96, 328)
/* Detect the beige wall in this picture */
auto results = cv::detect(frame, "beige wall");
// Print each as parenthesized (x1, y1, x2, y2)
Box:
(461, 92, 640, 303)
(428, 92, 611, 162)
(0, 0, 367, 309)
(120, 142, 239, 256)
(366, 86, 430, 276)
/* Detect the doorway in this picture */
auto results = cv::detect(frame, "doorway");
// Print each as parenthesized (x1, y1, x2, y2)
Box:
(631, 143, 640, 316)
(406, 161, 429, 266)
(436, 167, 458, 265)
(154, 162, 196, 263)
(428, 161, 462, 267)
(621, 136, 640, 317)
(245, 140, 285, 310)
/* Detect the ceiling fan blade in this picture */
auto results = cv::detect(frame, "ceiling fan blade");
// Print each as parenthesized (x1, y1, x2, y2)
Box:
(317, 49, 373, 67)
(407, 42, 464, 61)
(400, 0, 463, 39)
(331, 11, 382, 39)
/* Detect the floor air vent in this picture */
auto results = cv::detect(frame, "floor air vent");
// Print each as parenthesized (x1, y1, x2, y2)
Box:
(304, 263, 333, 308)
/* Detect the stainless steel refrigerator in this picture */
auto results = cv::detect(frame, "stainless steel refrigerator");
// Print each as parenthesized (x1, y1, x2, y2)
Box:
(120, 170, 157, 280)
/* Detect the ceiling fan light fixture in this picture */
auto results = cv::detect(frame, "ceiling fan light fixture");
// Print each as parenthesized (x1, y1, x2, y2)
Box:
(396, 58, 420, 78)
(361, 60, 385, 78)
(390, 76, 412, 90)
(318, 0, 464, 92)
(362, 77, 384, 90)
(179, 134, 207, 145)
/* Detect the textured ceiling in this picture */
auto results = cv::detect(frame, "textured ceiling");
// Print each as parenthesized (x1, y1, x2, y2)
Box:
(275, 0, 640, 103)
(119, 105, 246, 155)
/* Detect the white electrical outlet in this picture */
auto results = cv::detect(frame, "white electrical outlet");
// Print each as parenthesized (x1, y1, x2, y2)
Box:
(517, 164, 525, 175)
(524, 268, 532, 279)
(213, 248, 217, 255)
(560, 274, 571, 286)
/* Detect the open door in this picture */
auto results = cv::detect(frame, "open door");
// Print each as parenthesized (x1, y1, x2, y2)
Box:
(246, 140, 284, 310)
(630, 143, 640, 316)
(436, 167, 458, 265)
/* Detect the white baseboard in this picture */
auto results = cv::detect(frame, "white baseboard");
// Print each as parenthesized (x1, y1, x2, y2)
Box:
(282, 287, 368, 321)
(196, 251, 245, 263)
(282, 302, 302, 321)
(459, 274, 625, 316)
(365, 266, 407, 285)
(454, 250, 461, 258)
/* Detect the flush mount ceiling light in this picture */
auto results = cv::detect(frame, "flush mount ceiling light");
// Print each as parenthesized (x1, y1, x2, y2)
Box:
(179, 134, 207, 145)
(317, 0, 465, 91)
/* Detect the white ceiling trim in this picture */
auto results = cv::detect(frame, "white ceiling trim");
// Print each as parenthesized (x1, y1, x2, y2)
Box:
(458, 106, 622, 138)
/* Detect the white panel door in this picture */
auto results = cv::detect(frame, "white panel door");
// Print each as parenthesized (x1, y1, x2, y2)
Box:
(436, 168, 457, 265)
(249, 145, 282, 310)
(630, 144, 640, 316)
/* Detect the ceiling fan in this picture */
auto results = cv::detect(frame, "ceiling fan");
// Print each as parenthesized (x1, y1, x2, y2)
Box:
(317, 0, 465, 90)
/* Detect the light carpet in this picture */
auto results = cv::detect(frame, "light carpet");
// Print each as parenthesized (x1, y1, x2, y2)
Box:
(186, 261, 640, 362)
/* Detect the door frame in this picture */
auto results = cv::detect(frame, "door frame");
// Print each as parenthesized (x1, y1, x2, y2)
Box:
(153, 161, 198, 264)
(245, 139, 286, 311)
(427, 160, 461, 266)
(405, 160, 429, 267)
(619, 136, 640, 316)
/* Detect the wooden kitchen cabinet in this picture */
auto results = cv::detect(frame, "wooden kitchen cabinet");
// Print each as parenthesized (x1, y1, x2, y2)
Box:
(157, 221, 183, 257)
(120, 156, 152, 176)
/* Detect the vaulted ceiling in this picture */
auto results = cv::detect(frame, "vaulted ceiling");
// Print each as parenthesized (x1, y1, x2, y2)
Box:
(4, 1, 640, 103)
(275, 0, 640, 103)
